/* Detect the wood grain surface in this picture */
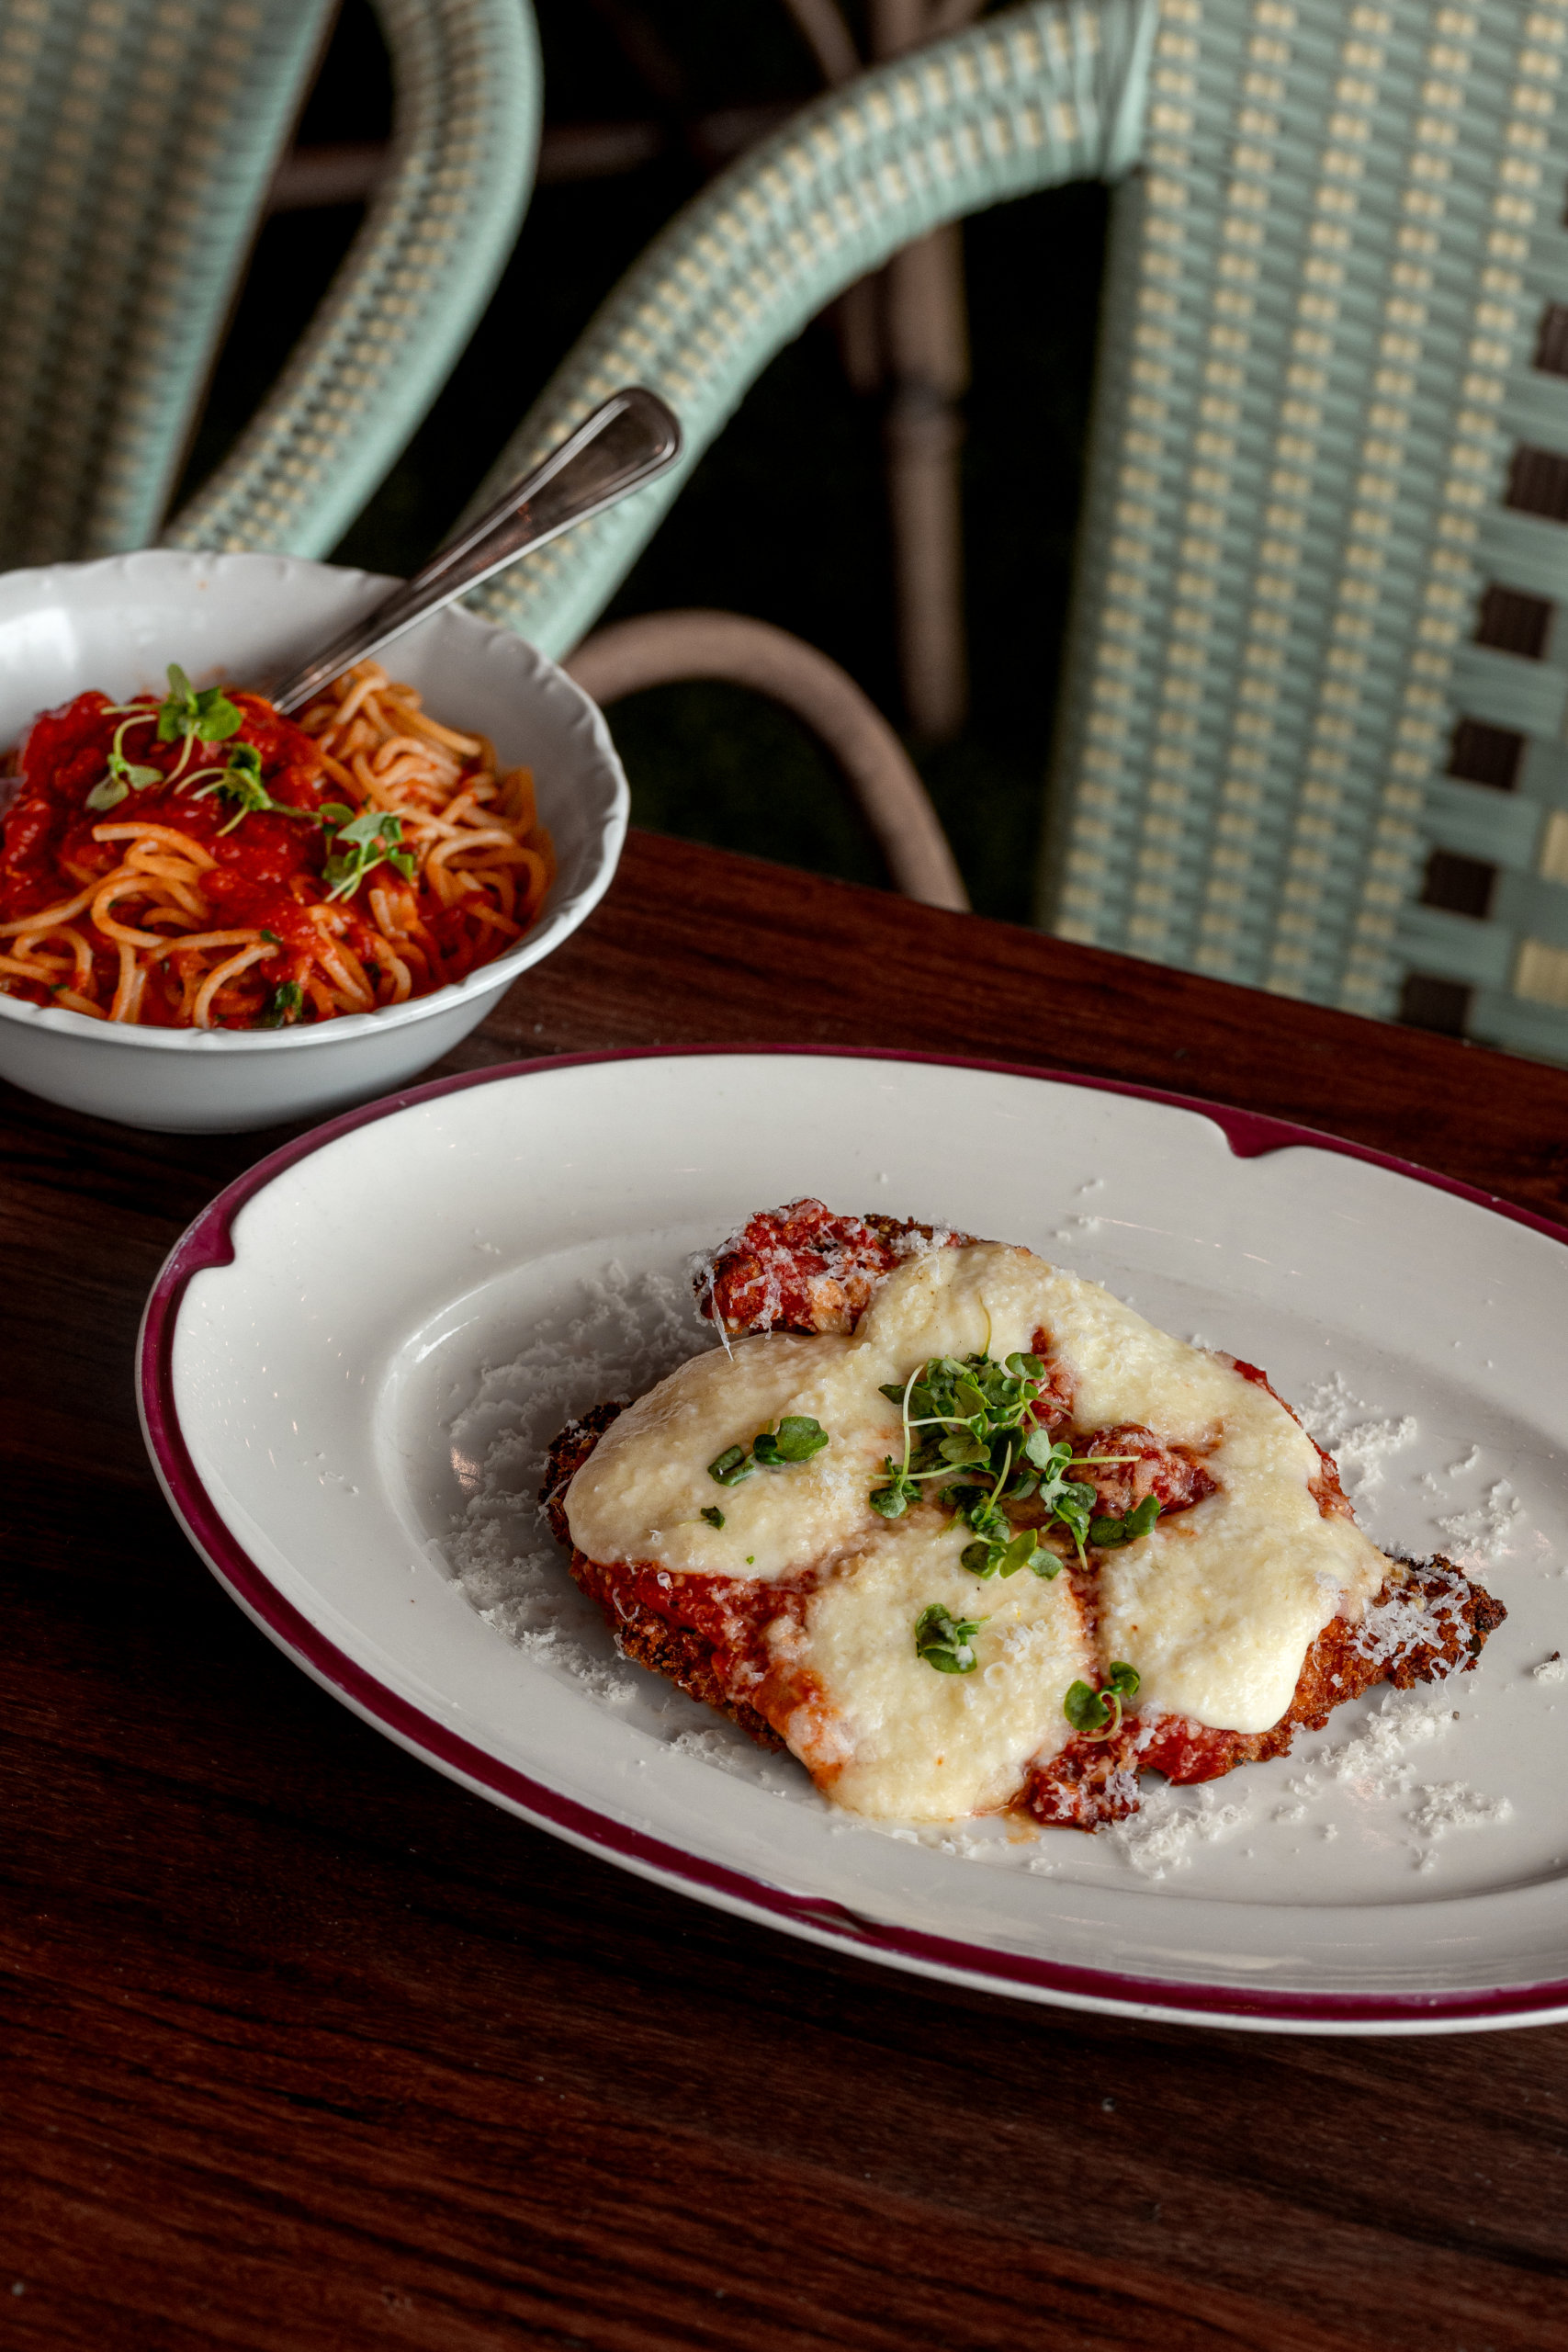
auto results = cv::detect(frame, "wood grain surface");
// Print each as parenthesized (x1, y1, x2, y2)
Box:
(6, 831, 1568, 2352)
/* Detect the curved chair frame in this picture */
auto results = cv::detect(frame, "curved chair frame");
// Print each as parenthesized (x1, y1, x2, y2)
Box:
(462, 0, 1155, 657)
(164, 0, 539, 561)
(468, 0, 1568, 1061)
(0, 0, 329, 566)
(0, 0, 537, 571)
(567, 610, 970, 909)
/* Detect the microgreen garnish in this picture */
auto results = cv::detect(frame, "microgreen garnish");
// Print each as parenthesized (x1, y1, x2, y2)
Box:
(320, 806, 416, 900)
(700, 1506, 725, 1529)
(189, 741, 306, 834)
(85, 710, 164, 809)
(707, 1416, 829, 1487)
(256, 979, 304, 1028)
(85, 746, 161, 810)
(871, 1352, 1043, 1518)
(962, 1525, 1055, 1581)
(158, 663, 243, 750)
(915, 1601, 986, 1674)
(871, 1350, 1146, 1572)
(869, 1472, 919, 1519)
(1089, 1493, 1161, 1548)
(1064, 1660, 1140, 1739)
(85, 669, 240, 804)
(1022, 1434, 1103, 1566)
(752, 1416, 829, 1466)
(1065, 1660, 1141, 1737)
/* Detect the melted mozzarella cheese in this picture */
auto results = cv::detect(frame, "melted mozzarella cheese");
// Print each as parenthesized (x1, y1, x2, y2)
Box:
(1097, 1408, 1381, 1735)
(564, 1329, 885, 1582)
(564, 1240, 1392, 1812)
(773, 1521, 1091, 1819)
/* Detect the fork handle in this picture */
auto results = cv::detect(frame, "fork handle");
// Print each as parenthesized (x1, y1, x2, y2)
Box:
(270, 388, 682, 717)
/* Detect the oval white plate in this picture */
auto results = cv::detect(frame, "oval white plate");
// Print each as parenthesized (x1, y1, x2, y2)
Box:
(138, 1050, 1568, 2032)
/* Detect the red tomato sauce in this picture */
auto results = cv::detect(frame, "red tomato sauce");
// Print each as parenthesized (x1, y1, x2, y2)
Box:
(589, 1558, 812, 1693)
(0, 687, 382, 1024)
(704, 1200, 916, 1334)
(1025, 1712, 1245, 1829)
(1132, 1714, 1245, 1783)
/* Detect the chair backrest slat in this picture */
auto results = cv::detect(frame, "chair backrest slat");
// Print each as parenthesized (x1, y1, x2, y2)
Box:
(1043, 0, 1568, 1057)
(0, 0, 538, 572)
(0, 0, 329, 565)
(460, 0, 1151, 657)
(165, 0, 539, 562)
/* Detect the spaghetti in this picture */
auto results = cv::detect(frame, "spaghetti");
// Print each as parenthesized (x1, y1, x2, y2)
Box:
(0, 662, 555, 1029)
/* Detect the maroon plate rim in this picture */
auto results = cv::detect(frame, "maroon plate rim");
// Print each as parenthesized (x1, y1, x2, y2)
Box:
(137, 1044, 1568, 2032)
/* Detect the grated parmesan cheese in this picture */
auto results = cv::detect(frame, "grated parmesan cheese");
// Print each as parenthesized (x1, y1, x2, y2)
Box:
(1407, 1782, 1514, 1837)
(440, 1261, 709, 1697)
(1438, 1480, 1523, 1567)
(1350, 1561, 1477, 1681)
(1103, 1784, 1251, 1880)
(1297, 1372, 1416, 1501)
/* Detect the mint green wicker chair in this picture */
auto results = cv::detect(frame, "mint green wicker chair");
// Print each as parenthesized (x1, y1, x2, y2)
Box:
(463, 0, 1568, 1062)
(0, 0, 536, 570)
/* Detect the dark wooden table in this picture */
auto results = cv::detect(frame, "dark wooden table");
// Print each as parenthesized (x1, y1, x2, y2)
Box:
(7, 831, 1568, 2351)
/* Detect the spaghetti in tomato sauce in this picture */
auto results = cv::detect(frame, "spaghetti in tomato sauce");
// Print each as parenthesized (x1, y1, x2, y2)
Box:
(0, 662, 555, 1029)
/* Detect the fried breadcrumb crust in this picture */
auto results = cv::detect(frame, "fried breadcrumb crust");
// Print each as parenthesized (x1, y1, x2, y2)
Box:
(543, 1405, 784, 1750)
(542, 1204, 1507, 1828)
(698, 1200, 974, 1335)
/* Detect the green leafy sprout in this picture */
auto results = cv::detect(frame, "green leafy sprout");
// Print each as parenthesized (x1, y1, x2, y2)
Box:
(85, 667, 249, 809)
(1089, 1492, 1160, 1549)
(1063, 1659, 1141, 1740)
(914, 1601, 986, 1675)
(157, 663, 243, 778)
(869, 1351, 1157, 1577)
(319, 804, 416, 900)
(84, 711, 164, 811)
(256, 979, 304, 1029)
(188, 741, 310, 835)
(707, 1415, 829, 1488)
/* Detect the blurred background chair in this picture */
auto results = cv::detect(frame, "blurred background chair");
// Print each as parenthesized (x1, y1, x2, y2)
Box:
(0, 0, 536, 570)
(0, 0, 969, 914)
(564, 607, 969, 905)
(453, 0, 1568, 1062)
(552, 0, 990, 915)
(21, 0, 1568, 1063)
(1046, 0, 1568, 1059)
(458, 0, 1149, 917)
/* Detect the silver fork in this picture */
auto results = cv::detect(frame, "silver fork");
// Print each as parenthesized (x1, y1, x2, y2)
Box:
(270, 387, 682, 716)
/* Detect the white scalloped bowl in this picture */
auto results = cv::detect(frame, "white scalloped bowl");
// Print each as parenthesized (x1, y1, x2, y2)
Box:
(0, 551, 628, 1132)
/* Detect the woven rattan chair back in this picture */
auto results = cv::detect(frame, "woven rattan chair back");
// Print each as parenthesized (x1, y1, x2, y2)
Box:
(468, 0, 1568, 1059)
(0, 0, 536, 571)
(1045, 0, 1568, 1061)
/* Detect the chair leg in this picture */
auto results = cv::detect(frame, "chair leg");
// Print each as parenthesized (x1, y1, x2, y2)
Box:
(565, 610, 970, 911)
(873, 2, 978, 742)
